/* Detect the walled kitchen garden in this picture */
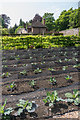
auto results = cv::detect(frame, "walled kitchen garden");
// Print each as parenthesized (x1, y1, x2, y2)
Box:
(0, 35, 80, 119)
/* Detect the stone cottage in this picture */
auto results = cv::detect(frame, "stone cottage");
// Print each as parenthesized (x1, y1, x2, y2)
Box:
(27, 14, 47, 35)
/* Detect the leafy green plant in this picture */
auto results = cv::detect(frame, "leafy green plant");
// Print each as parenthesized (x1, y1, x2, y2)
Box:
(72, 57, 78, 62)
(58, 59, 62, 63)
(74, 52, 78, 56)
(15, 55, 20, 60)
(64, 52, 67, 56)
(31, 62, 37, 65)
(48, 68, 56, 71)
(49, 77, 57, 85)
(65, 75, 72, 82)
(30, 57, 32, 59)
(2, 65, 8, 68)
(13, 64, 17, 67)
(16, 99, 38, 116)
(9, 55, 15, 60)
(7, 82, 16, 92)
(20, 70, 27, 75)
(22, 64, 28, 67)
(43, 91, 60, 107)
(64, 58, 71, 62)
(0, 99, 13, 119)
(0, 99, 7, 115)
(2, 72, 11, 78)
(40, 61, 45, 65)
(62, 66, 68, 71)
(65, 89, 80, 105)
(34, 68, 42, 74)
(73, 64, 80, 68)
(29, 80, 36, 88)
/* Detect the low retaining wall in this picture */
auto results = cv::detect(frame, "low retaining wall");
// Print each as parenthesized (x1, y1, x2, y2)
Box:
(59, 28, 79, 36)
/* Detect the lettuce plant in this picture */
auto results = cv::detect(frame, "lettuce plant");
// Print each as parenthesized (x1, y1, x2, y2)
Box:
(9, 55, 15, 60)
(48, 68, 56, 72)
(49, 77, 57, 85)
(29, 80, 36, 88)
(73, 64, 80, 68)
(15, 55, 20, 60)
(20, 70, 27, 75)
(65, 75, 72, 82)
(62, 66, 68, 71)
(65, 89, 80, 105)
(34, 68, 42, 74)
(2, 65, 8, 68)
(2, 72, 11, 78)
(7, 82, 16, 92)
(58, 59, 62, 63)
(72, 57, 78, 62)
(31, 62, 37, 65)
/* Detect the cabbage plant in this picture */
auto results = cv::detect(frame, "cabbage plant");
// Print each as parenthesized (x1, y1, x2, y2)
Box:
(16, 99, 38, 116)
(65, 89, 80, 105)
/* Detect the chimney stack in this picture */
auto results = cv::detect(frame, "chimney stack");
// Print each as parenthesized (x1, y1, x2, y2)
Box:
(43, 18, 45, 25)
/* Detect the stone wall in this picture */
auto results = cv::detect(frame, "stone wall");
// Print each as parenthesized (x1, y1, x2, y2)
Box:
(59, 28, 79, 36)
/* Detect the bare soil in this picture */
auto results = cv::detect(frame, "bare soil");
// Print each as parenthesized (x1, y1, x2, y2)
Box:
(2, 47, 80, 120)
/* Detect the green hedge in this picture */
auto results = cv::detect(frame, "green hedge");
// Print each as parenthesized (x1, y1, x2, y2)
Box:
(1, 35, 80, 50)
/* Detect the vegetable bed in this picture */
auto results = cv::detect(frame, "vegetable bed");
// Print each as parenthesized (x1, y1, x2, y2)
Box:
(1, 47, 80, 120)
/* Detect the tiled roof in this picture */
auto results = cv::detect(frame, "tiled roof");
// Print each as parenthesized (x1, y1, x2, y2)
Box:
(31, 21, 46, 28)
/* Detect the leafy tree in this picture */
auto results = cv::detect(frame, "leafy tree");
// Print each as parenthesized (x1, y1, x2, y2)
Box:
(0, 28, 9, 34)
(54, 8, 79, 31)
(19, 19, 26, 28)
(15, 26, 23, 34)
(9, 24, 18, 34)
(68, 9, 79, 28)
(0, 14, 10, 28)
(43, 13, 55, 31)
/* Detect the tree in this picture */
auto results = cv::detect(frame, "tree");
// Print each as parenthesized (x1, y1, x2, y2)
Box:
(9, 24, 18, 34)
(68, 8, 79, 28)
(0, 27, 9, 34)
(54, 9, 72, 31)
(0, 14, 10, 28)
(19, 19, 26, 28)
(54, 8, 79, 31)
(15, 26, 23, 34)
(43, 13, 55, 31)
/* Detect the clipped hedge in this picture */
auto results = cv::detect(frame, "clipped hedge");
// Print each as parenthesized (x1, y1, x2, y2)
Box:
(1, 35, 80, 50)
